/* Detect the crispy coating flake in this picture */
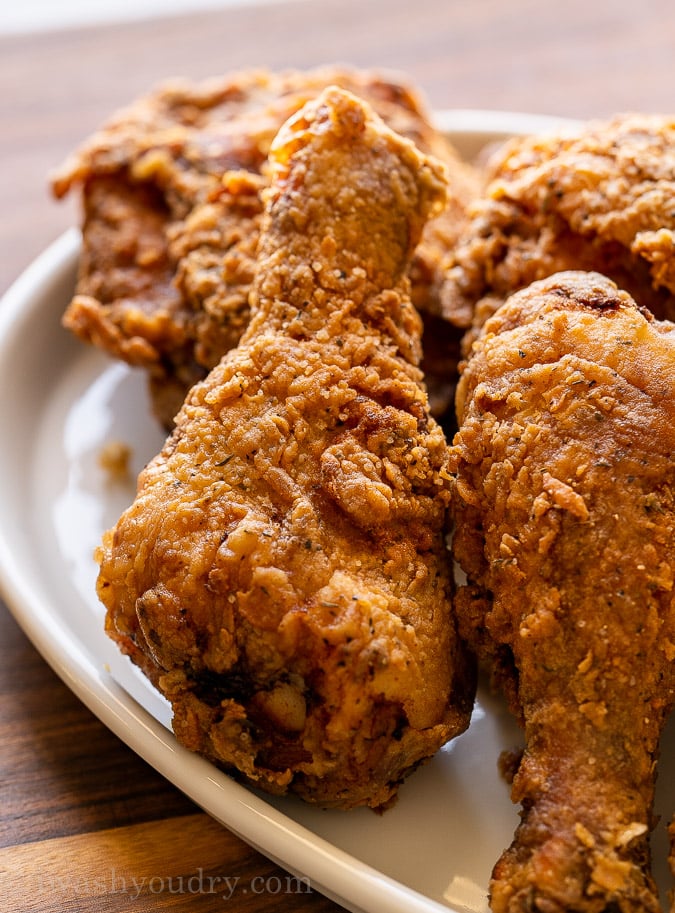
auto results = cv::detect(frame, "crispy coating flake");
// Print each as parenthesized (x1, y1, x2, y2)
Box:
(441, 114, 675, 353)
(53, 66, 479, 428)
(98, 87, 475, 810)
(450, 272, 675, 913)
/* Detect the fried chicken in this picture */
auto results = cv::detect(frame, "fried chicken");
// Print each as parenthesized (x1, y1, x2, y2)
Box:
(449, 272, 675, 912)
(441, 114, 675, 353)
(53, 66, 480, 428)
(97, 86, 475, 809)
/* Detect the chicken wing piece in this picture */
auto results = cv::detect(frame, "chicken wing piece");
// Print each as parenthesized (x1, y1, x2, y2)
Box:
(97, 86, 475, 810)
(449, 271, 675, 912)
(53, 66, 479, 428)
(441, 114, 675, 353)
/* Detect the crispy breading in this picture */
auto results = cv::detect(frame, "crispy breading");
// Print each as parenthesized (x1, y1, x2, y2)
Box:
(449, 272, 675, 912)
(441, 114, 675, 353)
(53, 66, 479, 428)
(97, 87, 475, 809)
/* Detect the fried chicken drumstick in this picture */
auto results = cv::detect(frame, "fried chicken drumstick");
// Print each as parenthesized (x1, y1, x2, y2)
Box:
(449, 272, 675, 912)
(97, 87, 475, 809)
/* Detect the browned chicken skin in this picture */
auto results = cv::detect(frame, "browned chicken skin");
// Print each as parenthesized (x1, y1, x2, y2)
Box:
(441, 114, 675, 353)
(97, 87, 475, 810)
(449, 272, 675, 912)
(53, 66, 479, 428)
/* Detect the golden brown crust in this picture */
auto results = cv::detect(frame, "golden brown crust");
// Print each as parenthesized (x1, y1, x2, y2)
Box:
(54, 66, 479, 429)
(449, 271, 675, 912)
(98, 87, 475, 810)
(441, 114, 675, 354)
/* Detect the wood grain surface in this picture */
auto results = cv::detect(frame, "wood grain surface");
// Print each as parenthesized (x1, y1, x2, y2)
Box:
(1, 1, 675, 910)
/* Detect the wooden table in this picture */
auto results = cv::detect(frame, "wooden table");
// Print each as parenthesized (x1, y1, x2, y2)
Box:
(1, 1, 675, 910)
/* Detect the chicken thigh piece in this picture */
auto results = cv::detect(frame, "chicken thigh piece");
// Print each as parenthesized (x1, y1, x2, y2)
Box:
(441, 114, 675, 353)
(450, 272, 675, 912)
(98, 87, 475, 810)
(53, 66, 480, 428)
